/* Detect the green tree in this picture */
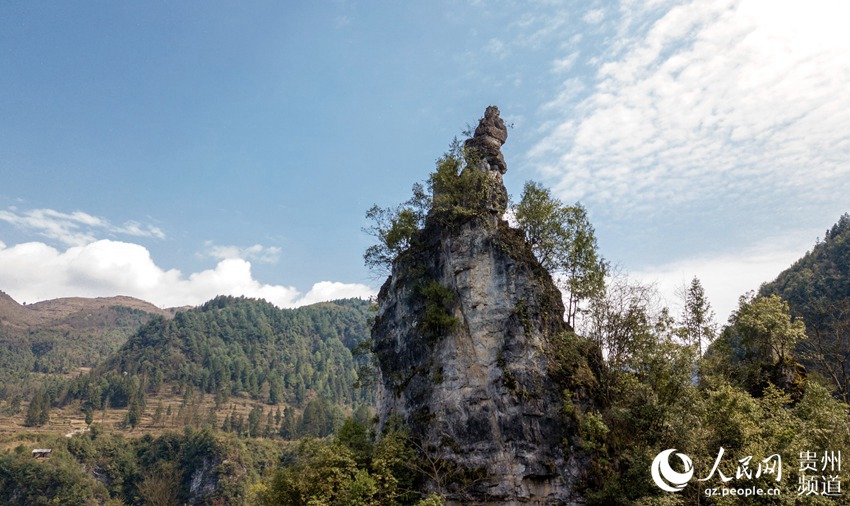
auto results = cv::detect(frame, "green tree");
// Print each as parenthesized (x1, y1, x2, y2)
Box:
(298, 397, 344, 438)
(248, 405, 264, 437)
(363, 139, 504, 277)
(371, 423, 419, 504)
(336, 418, 374, 467)
(280, 406, 298, 439)
(138, 462, 181, 506)
(734, 293, 807, 364)
(126, 398, 143, 430)
(798, 298, 850, 402)
(710, 293, 809, 400)
(513, 181, 562, 269)
(260, 438, 365, 505)
(151, 402, 164, 426)
(23, 388, 50, 427)
(265, 409, 276, 437)
(679, 276, 718, 358)
(580, 273, 661, 372)
(514, 181, 607, 327)
(4, 394, 22, 416)
(428, 140, 498, 219)
(363, 184, 429, 275)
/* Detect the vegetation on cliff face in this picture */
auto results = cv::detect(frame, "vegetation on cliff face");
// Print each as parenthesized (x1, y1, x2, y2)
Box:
(3, 115, 850, 504)
(365, 109, 598, 503)
(514, 180, 608, 327)
(359, 112, 850, 503)
(362, 138, 501, 277)
(363, 145, 606, 331)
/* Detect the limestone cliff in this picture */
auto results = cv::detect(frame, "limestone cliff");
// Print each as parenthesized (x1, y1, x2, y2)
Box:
(373, 107, 585, 504)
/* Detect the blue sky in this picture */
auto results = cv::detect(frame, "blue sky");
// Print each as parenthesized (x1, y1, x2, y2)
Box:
(2, 0, 849, 321)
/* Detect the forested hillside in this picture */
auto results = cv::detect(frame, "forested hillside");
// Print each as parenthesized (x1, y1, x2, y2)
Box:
(0, 426, 284, 505)
(0, 294, 169, 401)
(99, 295, 372, 407)
(2, 195, 849, 504)
(0, 295, 378, 504)
(761, 213, 850, 401)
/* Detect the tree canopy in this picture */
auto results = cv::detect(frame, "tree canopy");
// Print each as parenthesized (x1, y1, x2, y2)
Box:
(761, 213, 850, 401)
(514, 181, 607, 327)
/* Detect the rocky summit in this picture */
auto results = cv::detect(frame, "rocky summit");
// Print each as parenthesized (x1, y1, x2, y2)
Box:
(373, 107, 585, 505)
(464, 105, 510, 215)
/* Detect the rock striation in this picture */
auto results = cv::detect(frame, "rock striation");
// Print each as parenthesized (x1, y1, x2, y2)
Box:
(373, 107, 585, 504)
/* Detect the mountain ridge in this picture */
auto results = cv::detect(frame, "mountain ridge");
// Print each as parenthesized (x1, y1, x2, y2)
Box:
(0, 290, 175, 329)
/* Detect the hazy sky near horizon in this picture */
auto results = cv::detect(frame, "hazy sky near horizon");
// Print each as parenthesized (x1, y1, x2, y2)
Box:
(2, 0, 849, 322)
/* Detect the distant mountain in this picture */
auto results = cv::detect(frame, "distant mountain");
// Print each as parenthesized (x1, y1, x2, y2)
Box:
(0, 291, 175, 381)
(99, 295, 373, 407)
(0, 290, 45, 328)
(0, 291, 173, 328)
(760, 213, 850, 399)
(761, 213, 850, 309)
(27, 295, 173, 321)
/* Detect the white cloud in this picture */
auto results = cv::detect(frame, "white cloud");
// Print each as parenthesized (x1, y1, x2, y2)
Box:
(0, 239, 374, 309)
(117, 221, 166, 240)
(513, 5, 572, 49)
(583, 8, 605, 24)
(531, 0, 850, 214)
(630, 233, 811, 324)
(203, 242, 282, 264)
(0, 207, 165, 246)
(551, 51, 580, 73)
(297, 281, 376, 306)
(485, 38, 510, 59)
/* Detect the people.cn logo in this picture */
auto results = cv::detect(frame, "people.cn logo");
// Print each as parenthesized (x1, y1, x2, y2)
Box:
(651, 449, 695, 492)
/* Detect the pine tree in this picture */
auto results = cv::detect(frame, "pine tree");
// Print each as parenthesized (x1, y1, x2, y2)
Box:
(205, 407, 218, 428)
(126, 398, 143, 430)
(681, 276, 717, 356)
(248, 405, 264, 437)
(24, 389, 50, 427)
(265, 409, 276, 437)
(280, 406, 297, 439)
(152, 403, 164, 427)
